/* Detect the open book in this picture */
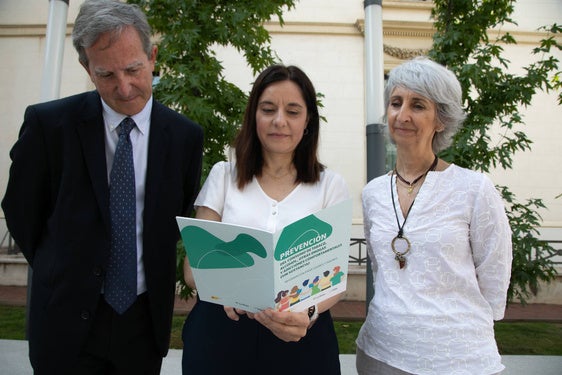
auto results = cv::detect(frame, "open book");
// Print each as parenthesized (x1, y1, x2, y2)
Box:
(176, 199, 352, 313)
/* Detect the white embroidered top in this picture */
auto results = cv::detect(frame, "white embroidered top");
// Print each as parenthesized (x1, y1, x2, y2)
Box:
(356, 164, 512, 375)
(194, 161, 350, 231)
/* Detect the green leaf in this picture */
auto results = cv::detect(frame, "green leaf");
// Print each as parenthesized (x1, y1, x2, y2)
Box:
(127, 0, 297, 299)
(431, 0, 560, 303)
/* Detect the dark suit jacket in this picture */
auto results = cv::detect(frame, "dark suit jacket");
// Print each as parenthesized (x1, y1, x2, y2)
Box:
(1, 91, 203, 374)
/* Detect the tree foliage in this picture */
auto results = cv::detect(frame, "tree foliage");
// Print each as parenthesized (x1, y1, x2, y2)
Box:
(429, 0, 561, 303)
(128, 0, 562, 304)
(128, 0, 296, 175)
(127, 0, 297, 298)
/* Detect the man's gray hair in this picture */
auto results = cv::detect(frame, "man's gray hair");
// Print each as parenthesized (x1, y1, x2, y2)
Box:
(72, 0, 153, 66)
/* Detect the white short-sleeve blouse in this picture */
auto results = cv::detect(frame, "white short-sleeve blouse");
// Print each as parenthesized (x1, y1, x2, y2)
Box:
(195, 161, 350, 232)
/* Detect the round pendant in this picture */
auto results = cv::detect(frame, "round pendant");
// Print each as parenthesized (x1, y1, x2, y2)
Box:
(391, 236, 411, 269)
(391, 235, 411, 256)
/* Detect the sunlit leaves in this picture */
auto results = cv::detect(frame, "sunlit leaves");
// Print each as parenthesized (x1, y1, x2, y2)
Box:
(429, 0, 561, 303)
(128, 0, 296, 175)
(127, 0, 296, 298)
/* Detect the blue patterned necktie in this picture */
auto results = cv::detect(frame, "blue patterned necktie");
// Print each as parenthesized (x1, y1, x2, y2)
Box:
(105, 117, 137, 314)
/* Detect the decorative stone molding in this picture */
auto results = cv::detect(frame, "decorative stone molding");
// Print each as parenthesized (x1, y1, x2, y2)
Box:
(383, 44, 429, 59)
(264, 21, 361, 36)
(354, 19, 435, 38)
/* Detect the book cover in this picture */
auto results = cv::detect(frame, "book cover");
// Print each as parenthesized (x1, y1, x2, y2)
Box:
(176, 199, 352, 313)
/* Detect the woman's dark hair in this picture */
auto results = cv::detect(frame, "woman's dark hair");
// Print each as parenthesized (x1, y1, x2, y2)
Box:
(234, 64, 324, 189)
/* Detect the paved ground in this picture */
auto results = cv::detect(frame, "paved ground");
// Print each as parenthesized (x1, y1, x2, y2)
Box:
(1, 339, 561, 375)
(2, 286, 561, 374)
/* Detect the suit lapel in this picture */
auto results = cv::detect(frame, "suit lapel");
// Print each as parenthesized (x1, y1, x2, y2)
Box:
(74, 97, 172, 245)
(76, 92, 111, 234)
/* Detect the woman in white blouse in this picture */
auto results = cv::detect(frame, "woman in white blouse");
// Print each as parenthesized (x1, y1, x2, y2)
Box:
(182, 64, 350, 374)
(357, 57, 512, 375)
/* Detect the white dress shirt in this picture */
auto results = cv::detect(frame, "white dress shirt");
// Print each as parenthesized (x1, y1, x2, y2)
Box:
(102, 97, 152, 295)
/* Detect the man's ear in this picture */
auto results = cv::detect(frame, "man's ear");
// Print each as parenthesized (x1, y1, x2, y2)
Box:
(150, 45, 158, 65)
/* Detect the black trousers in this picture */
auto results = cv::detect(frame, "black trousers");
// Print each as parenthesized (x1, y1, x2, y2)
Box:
(182, 299, 341, 375)
(72, 293, 162, 375)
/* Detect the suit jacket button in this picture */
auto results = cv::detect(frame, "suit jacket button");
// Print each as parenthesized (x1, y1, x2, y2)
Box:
(93, 266, 102, 277)
(80, 310, 90, 320)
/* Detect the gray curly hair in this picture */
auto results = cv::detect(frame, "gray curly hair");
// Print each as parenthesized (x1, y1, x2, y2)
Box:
(384, 56, 466, 153)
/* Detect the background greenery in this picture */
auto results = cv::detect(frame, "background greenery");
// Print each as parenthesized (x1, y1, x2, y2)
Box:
(127, 0, 298, 300)
(128, 0, 297, 177)
(1, 305, 561, 355)
(124, 0, 562, 304)
(430, 0, 561, 304)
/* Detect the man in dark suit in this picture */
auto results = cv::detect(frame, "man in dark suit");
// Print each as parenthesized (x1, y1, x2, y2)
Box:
(1, 1, 203, 373)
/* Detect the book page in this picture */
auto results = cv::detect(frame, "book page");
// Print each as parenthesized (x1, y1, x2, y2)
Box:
(176, 199, 352, 312)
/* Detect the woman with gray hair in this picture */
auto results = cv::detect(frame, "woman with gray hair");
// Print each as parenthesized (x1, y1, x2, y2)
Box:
(356, 57, 512, 374)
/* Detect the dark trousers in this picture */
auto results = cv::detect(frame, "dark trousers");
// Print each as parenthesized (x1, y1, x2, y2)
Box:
(182, 299, 341, 375)
(71, 293, 163, 375)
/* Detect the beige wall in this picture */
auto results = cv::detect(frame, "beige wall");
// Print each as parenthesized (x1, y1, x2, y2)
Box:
(1, 0, 561, 242)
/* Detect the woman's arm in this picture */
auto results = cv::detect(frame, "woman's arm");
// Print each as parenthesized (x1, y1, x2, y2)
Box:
(470, 177, 513, 320)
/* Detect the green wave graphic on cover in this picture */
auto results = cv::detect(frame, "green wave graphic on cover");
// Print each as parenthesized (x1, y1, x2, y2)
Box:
(182, 226, 267, 269)
(274, 215, 333, 261)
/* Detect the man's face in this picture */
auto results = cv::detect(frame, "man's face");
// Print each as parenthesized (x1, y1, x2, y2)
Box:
(82, 26, 157, 116)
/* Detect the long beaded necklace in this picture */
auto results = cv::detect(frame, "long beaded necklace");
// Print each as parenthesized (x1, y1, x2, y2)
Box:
(390, 155, 438, 269)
